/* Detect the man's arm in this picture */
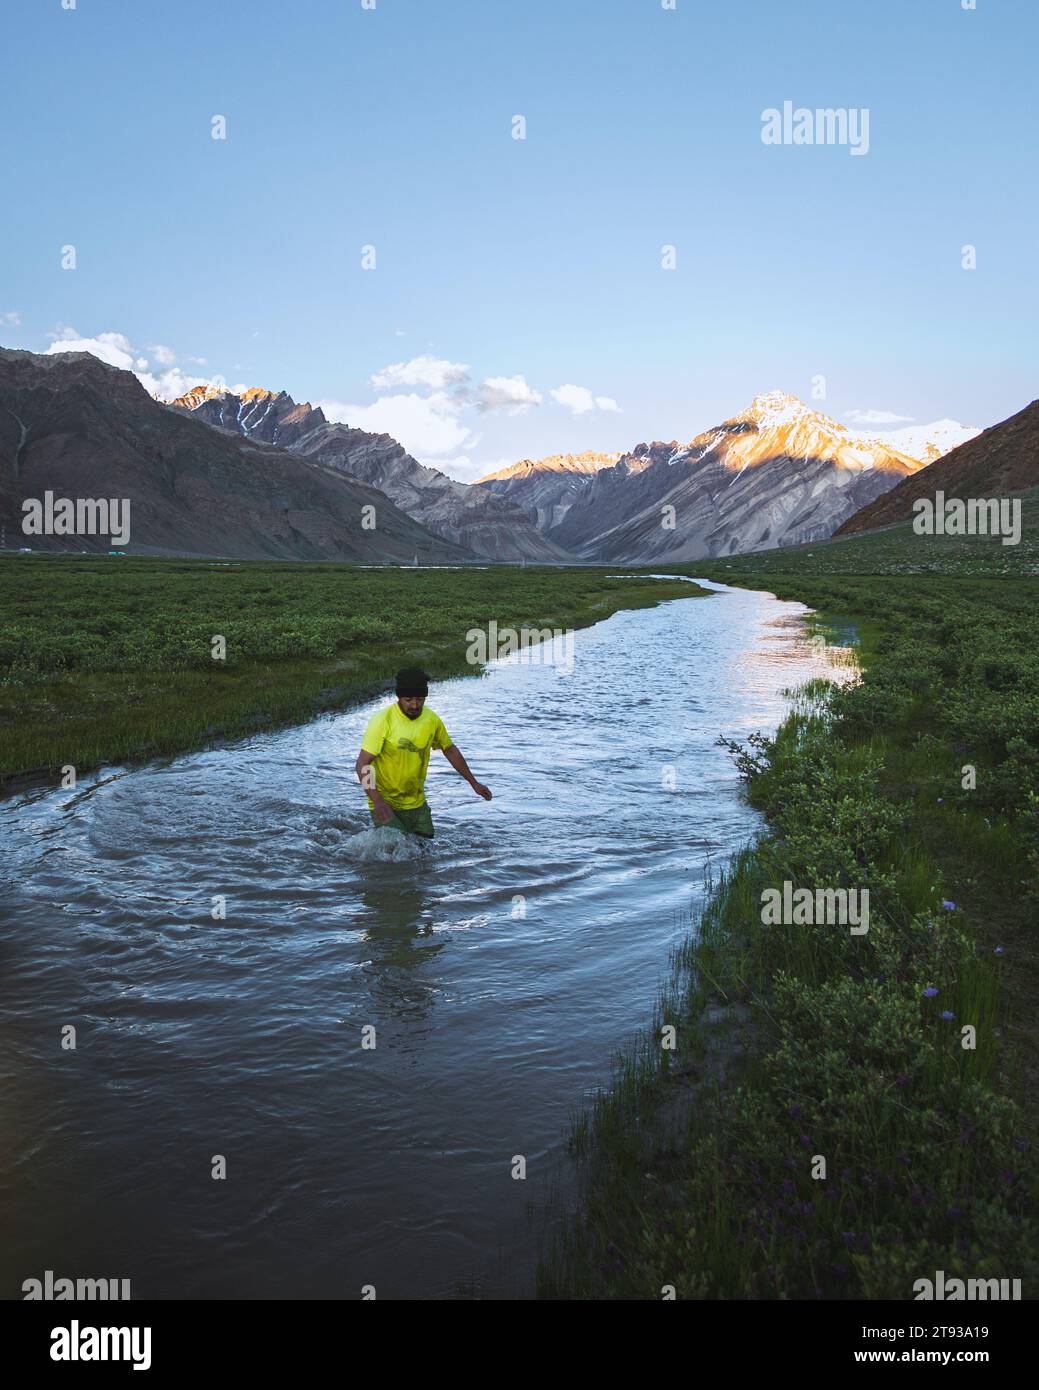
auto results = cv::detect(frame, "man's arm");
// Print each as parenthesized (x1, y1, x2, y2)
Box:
(355, 749, 395, 823)
(442, 744, 492, 801)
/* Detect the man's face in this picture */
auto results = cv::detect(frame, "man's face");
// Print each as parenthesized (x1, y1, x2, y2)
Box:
(397, 693, 425, 720)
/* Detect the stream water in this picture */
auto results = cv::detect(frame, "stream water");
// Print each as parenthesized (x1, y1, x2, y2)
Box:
(0, 579, 854, 1299)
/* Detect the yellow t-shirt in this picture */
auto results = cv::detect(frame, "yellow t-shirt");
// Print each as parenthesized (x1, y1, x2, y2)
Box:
(360, 703, 453, 809)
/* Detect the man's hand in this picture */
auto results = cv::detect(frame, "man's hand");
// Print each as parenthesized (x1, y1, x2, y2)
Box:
(371, 794, 395, 824)
(443, 745, 490, 802)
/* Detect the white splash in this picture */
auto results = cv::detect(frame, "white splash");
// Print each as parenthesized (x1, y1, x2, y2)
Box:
(341, 825, 428, 862)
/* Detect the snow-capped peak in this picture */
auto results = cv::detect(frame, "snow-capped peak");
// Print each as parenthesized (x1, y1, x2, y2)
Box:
(847, 418, 981, 465)
(175, 383, 230, 409)
(745, 390, 815, 428)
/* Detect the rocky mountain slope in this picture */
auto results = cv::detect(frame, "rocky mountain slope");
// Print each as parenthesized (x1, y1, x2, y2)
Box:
(0, 349, 470, 562)
(479, 392, 924, 562)
(475, 451, 621, 531)
(835, 399, 1039, 537)
(172, 387, 573, 562)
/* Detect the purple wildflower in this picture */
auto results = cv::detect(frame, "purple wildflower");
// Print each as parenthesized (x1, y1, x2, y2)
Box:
(923, 986, 939, 998)
(941, 1010, 955, 1020)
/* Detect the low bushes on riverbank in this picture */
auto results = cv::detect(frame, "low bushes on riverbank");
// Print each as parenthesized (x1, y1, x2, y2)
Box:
(541, 570, 1039, 1299)
(0, 555, 704, 788)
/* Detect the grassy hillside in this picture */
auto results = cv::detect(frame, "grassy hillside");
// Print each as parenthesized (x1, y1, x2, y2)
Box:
(542, 504, 1039, 1299)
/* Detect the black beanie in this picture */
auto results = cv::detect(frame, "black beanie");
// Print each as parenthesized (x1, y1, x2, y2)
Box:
(395, 666, 430, 696)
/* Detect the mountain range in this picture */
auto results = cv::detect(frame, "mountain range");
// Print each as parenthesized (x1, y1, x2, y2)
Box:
(179, 386, 981, 562)
(0, 349, 469, 562)
(170, 386, 568, 562)
(3, 343, 1021, 564)
(476, 392, 931, 562)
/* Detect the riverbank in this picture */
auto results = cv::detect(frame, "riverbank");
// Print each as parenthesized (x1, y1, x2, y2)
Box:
(0, 555, 706, 791)
(541, 526, 1039, 1298)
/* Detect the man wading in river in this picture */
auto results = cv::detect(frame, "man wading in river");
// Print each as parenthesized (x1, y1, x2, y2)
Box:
(355, 666, 492, 838)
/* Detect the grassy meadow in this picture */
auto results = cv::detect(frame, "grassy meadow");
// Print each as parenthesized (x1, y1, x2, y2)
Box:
(0, 555, 704, 788)
(541, 500, 1039, 1299)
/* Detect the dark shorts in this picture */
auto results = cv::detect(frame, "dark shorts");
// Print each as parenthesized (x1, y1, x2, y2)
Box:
(370, 801, 435, 838)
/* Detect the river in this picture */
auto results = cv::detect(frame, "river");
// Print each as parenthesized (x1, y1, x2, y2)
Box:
(0, 579, 855, 1299)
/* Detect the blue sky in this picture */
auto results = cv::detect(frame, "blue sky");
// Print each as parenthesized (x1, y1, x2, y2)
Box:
(3, 0, 1036, 478)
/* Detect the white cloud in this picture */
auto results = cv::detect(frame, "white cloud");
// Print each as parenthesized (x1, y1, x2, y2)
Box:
(144, 367, 248, 401)
(318, 390, 473, 458)
(2, 310, 21, 327)
(476, 374, 542, 414)
(44, 329, 242, 403)
(97, 332, 133, 353)
(550, 383, 620, 416)
(369, 358, 542, 419)
(845, 408, 914, 426)
(371, 355, 470, 391)
(46, 329, 136, 371)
